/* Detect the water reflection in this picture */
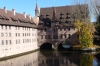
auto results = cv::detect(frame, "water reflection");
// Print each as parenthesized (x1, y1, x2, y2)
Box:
(0, 50, 100, 66)
(0, 51, 39, 66)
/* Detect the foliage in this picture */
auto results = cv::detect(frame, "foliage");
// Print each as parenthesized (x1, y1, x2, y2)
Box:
(74, 20, 95, 48)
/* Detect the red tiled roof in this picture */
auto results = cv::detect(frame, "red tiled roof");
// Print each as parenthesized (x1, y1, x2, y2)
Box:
(0, 8, 36, 28)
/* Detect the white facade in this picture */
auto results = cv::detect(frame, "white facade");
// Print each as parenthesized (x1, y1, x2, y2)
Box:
(0, 25, 38, 58)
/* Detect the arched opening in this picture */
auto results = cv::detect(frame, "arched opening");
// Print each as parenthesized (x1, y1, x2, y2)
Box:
(57, 43, 72, 51)
(40, 43, 53, 50)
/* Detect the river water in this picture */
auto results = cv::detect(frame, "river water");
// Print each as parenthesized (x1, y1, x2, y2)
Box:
(0, 50, 100, 66)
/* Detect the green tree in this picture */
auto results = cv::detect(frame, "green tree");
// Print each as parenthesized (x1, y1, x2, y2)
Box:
(74, 20, 95, 48)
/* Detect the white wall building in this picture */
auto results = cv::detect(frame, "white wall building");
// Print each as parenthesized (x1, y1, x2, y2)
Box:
(0, 7, 38, 58)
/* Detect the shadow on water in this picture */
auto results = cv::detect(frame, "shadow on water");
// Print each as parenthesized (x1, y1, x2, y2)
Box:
(40, 50, 54, 57)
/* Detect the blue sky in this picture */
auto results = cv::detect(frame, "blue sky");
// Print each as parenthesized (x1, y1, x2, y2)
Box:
(0, 0, 74, 17)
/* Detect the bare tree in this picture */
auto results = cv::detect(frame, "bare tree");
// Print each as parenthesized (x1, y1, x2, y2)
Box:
(72, 0, 90, 22)
(90, 0, 100, 16)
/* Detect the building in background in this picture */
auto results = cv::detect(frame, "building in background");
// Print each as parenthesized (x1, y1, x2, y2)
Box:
(36, 3, 89, 47)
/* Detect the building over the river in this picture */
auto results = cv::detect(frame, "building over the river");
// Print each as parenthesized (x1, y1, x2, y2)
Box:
(36, 3, 89, 47)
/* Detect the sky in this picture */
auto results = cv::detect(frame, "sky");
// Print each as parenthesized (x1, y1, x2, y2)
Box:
(0, 0, 74, 17)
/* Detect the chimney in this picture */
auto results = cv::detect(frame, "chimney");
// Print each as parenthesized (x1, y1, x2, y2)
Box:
(12, 9, 16, 16)
(28, 14, 31, 20)
(23, 12, 26, 18)
(4, 6, 7, 13)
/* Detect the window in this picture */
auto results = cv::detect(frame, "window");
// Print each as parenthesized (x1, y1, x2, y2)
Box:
(1, 33, 4, 37)
(23, 39, 24, 43)
(16, 33, 17, 36)
(18, 33, 20, 36)
(18, 27, 20, 30)
(23, 33, 24, 36)
(25, 33, 26, 36)
(16, 40, 17, 44)
(9, 33, 11, 37)
(53, 35, 58, 39)
(5, 26, 7, 30)
(29, 33, 30, 36)
(9, 26, 11, 29)
(1, 40, 4, 45)
(41, 35, 43, 39)
(15, 27, 17, 30)
(9, 40, 11, 44)
(48, 35, 51, 39)
(64, 28, 66, 30)
(23, 27, 24, 30)
(68, 28, 70, 30)
(1, 25, 3, 29)
(45, 35, 47, 39)
(26, 33, 28, 36)
(77, 35, 79, 38)
(5, 33, 8, 37)
(60, 34, 63, 38)
(68, 34, 71, 38)
(47, 28, 51, 32)
(6, 40, 8, 45)
(64, 34, 66, 38)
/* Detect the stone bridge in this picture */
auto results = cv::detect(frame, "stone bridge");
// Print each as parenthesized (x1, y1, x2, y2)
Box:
(38, 22, 78, 49)
(37, 27, 79, 50)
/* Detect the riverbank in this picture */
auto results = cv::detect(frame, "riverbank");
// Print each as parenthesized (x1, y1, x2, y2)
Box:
(72, 45, 100, 51)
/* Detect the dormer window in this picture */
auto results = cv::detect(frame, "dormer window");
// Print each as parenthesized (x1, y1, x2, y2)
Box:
(0, 15, 9, 21)
(0, 15, 6, 20)
(66, 12, 70, 15)
(66, 16, 70, 19)
(4, 16, 9, 20)
(11, 17, 18, 22)
(18, 19, 29, 23)
(0, 15, 2, 19)
(46, 13, 49, 18)
(60, 12, 64, 16)
(59, 17, 64, 19)
(66, 20, 71, 24)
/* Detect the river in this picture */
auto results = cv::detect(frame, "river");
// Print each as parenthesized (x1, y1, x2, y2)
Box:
(0, 50, 100, 66)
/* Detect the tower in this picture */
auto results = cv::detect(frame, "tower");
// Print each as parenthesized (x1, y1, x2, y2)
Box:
(35, 2, 39, 16)
(33, 1, 39, 26)
(52, 6, 57, 20)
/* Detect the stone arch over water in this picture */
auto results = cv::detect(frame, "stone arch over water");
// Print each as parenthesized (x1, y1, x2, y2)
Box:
(57, 42, 72, 50)
(40, 43, 54, 50)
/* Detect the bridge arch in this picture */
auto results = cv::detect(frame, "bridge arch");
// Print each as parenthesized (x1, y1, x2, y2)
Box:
(57, 42, 73, 50)
(40, 42, 54, 50)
